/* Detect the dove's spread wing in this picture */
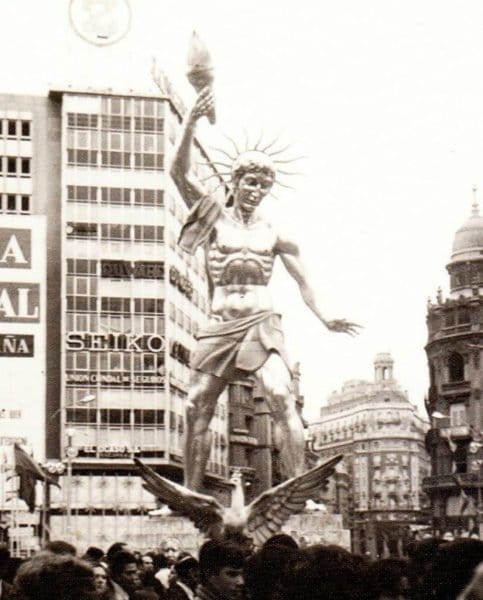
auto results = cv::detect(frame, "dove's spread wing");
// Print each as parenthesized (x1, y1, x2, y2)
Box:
(134, 458, 224, 536)
(245, 455, 343, 547)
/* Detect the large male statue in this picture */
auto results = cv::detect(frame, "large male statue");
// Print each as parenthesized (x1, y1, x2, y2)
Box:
(171, 88, 360, 491)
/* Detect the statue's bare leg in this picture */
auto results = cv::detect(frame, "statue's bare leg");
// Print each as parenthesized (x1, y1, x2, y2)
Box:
(255, 353, 306, 478)
(184, 369, 227, 491)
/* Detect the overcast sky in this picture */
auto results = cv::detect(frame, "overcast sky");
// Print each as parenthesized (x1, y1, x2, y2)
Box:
(2, 0, 482, 420)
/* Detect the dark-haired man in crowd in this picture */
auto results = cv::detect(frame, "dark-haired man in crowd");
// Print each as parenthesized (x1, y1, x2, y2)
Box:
(167, 555, 199, 600)
(13, 552, 95, 600)
(110, 550, 141, 600)
(196, 541, 244, 600)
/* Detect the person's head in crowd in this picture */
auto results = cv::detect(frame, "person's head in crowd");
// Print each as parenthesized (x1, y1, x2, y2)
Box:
(163, 538, 180, 566)
(106, 542, 129, 566)
(153, 552, 168, 573)
(44, 540, 77, 556)
(140, 553, 155, 574)
(175, 555, 199, 592)
(13, 551, 96, 600)
(245, 543, 297, 600)
(366, 558, 410, 600)
(281, 544, 365, 600)
(432, 539, 483, 600)
(92, 562, 112, 598)
(83, 547, 105, 565)
(198, 540, 245, 599)
(459, 561, 483, 600)
(110, 550, 141, 595)
(262, 534, 298, 550)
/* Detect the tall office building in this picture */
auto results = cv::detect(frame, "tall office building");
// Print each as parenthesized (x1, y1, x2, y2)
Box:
(309, 354, 429, 557)
(0, 80, 229, 550)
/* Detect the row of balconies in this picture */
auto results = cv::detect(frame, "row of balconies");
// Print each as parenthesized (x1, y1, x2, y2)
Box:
(423, 472, 480, 491)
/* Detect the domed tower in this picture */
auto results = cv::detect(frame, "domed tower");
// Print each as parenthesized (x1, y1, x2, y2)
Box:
(374, 352, 395, 383)
(424, 191, 483, 535)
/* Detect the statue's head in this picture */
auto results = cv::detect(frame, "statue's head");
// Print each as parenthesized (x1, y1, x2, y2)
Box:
(230, 151, 275, 213)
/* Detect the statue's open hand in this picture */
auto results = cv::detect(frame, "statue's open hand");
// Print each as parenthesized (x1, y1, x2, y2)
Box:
(324, 319, 362, 336)
(190, 87, 215, 122)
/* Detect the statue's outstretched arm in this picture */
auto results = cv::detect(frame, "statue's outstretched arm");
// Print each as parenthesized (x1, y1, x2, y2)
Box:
(277, 237, 361, 336)
(170, 88, 215, 208)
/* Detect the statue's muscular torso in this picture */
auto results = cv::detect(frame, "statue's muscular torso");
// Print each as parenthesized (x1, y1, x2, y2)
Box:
(207, 209, 278, 321)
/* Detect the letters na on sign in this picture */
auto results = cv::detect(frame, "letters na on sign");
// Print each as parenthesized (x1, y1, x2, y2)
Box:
(0, 229, 31, 269)
(0, 334, 34, 357)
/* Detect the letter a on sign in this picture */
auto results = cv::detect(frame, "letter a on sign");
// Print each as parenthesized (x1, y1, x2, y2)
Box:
(0, 229, 31, 269)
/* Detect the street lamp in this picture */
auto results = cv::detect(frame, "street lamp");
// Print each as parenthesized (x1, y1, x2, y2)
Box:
(65, 427, 79, 542)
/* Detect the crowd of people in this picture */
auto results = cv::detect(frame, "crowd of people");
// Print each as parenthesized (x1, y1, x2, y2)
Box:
(0, 534, 483, 600)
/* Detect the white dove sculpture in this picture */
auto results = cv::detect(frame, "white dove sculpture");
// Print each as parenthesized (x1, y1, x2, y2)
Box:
(134, 454, 342, 547)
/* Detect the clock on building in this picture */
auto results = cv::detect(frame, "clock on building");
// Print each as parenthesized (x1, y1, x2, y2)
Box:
(69, 0, 131, 46)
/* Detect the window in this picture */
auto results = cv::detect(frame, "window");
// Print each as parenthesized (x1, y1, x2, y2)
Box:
(21, 121, 30, 138)
(66, 296, 97, 312)
(66, 222, 98, 238)
(448, 352, 465, 382)
(445, 310, 455, 327)
(134, 188, 164, 207)
(450, 403, 466, 427)
(67, 185, 97, 203)
(133, 225, 164, 242)
(67, 113, 98, 128)
(21, 158, 30, 175)
(458, 308, 471, 324)
(100, 297, 131, 313)
(67, 149, 97, 166)
(133, 152, 163, 170)
(7, 157, 16, 174)
(0, 194, 31, 214)
(134, 117, 163, 132)
(100, 151, 131, 168)
(101, 115, 131, 131)
(66, 259, 97, 275)
(7, 120, 16, 137)
(133, 298, 164, 314)
(101, 187, 131, 205)
(100, 223, 131, 241)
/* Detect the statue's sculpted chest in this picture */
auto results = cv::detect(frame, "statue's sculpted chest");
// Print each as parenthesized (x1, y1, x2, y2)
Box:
(207, 213, 277, 286)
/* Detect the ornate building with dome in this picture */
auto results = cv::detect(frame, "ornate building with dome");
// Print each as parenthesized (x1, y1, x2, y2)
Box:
(424, 198, 483, 535)
(309, 353, 429, 557)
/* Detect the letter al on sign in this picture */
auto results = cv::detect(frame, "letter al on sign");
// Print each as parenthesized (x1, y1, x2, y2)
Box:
(0, 284, 40, 322)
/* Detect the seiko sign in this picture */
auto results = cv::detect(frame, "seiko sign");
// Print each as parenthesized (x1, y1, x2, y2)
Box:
(0, 229, 31, 269)
(0, 334, 34, 357)
(101, 260, 164, 280)
(0, 283, 39, 322)
(66, 332, 165, 352)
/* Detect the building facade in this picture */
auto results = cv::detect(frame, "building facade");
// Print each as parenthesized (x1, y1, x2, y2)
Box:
(309, 353, 429, 557)
(424, 200, 483, 536)
(0, 82, 229, 551)
(227, 363, 306, 501)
